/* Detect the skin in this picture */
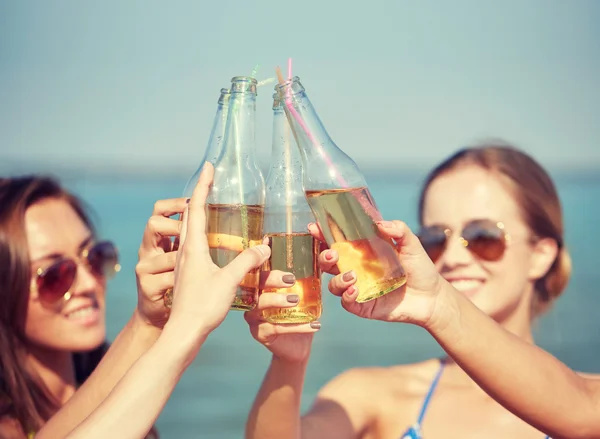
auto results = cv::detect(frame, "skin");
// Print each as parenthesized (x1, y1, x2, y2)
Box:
(245, 165, 566, 439)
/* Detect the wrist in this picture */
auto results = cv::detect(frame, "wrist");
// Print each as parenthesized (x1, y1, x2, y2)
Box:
(423, 280, 462, 337)
(129, 309, 162, 342)
(271, 353, 310, 368)
(160, 321, 211, 367)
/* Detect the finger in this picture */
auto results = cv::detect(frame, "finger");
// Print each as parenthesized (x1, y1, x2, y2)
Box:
(318, 248, 340, 275)
(260, 270, 296, 290)
(255, 321, 321, 340)
(328, 270, 357, 296)
(141, 216, 183, 254)
(376, 220, 430, 259)
(152, 198, 190, 217)
(179, 204, 189, 250)
(307, 222, 326, 243)
(183, 162, 214, 252)
(255, 291, 302, 311)
(340, 285, 366, 316)
(136, 251, 177, 276)
(221, 245, 271, 287)
(137, 271, 175, 297)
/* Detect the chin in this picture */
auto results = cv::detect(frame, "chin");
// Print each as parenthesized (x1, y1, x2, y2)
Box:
(68, 327, 107, 352)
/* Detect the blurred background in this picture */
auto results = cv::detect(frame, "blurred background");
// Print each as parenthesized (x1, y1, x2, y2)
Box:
(1, 1, 599, 438)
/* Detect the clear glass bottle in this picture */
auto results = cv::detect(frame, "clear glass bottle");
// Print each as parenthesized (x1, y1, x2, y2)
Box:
(207, 76, 265, 311)
(182, 88, 231, 198)
(261, 92, 321, 323)
(276, 77, 406, 303)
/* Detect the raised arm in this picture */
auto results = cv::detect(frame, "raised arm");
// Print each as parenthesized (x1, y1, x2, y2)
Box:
(315, 220, 600, 439)
(245, 250, 374, 439)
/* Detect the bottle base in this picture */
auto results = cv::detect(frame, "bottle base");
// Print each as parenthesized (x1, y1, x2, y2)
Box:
(263, 306, 322, 324)
(230, 291, 257, 311)
(355, 276, 407, 303)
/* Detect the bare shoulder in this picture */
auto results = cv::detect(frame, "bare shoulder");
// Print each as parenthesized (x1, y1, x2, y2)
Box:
(318, 358, 444, 400)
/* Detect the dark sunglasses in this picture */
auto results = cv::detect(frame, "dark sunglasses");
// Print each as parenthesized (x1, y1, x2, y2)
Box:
(33, 241, 120, 305)
(418, 219, 509, 263)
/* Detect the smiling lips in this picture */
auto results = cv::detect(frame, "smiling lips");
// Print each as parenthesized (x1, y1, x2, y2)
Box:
(64, 299, 101, 325)
(446, 278, 485, 296)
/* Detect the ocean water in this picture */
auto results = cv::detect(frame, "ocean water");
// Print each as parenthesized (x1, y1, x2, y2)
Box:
(62, 171, 600, 439)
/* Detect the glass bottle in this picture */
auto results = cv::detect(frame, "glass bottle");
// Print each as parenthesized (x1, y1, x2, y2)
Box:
(182, 88, 231, 198)
(262, 92, 321, 323)
(207, 76, 265, 311)
(276, 77, 406, 303)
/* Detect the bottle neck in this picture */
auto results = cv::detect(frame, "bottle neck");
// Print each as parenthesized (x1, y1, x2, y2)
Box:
(277, 85, 334, 162)
(276, 79, 365, 189)
(268, 106, 303, 174)
(219, 91, 257, 161)
(203, 99, 229, 164)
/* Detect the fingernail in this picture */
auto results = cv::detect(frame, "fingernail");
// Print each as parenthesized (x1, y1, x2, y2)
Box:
(310, 321, 321, 329)
(282, 274, 296, 284)
(307, 222, 315, 229)
(376, 220, 393, 227)
(325, 250, 333, 260)
(347, 285, 356, 296)
(342, 270, 355, 282)
(286, 294, 300, 303)
(186, 198, 190, 204)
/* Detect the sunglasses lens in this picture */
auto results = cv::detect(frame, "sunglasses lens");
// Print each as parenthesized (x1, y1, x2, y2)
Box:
(463, 220, 506, 261)
(87, 241, 119, 279)
(418, 226, 448, 263)
(37, 259, 77, 304)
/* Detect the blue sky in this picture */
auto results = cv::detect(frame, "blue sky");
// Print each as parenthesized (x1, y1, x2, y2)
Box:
(1, 0, 599, 176)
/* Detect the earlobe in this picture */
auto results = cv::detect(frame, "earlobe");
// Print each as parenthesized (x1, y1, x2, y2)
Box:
(528, 237, 558, 281)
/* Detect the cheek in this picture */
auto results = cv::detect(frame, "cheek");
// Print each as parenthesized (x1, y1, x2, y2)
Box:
(486, 248, 533, 296)
(24, 302, 68, 348)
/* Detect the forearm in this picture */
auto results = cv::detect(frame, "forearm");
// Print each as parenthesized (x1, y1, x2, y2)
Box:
(246, 356, 308, 439)
(37, 311, 161, 438)
(429, 283, 600, 439)
(63, 329, 204, 439)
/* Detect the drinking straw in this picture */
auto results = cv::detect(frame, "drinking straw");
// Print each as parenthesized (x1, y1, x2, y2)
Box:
(284, 59, 294, 268)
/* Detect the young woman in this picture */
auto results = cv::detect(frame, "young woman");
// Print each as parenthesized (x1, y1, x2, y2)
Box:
(34, 162, 305, 438)
(245, 145, 597, 438)
(0, 175, 194, 438)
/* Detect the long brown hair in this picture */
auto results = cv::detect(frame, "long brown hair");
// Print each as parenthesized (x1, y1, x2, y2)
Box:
(0, 176, 107, 434)
(418, 143, 571, 315)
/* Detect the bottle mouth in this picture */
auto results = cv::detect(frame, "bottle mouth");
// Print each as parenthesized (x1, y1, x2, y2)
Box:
(231, 76, 258, 85)
(274, 76, 300, 92)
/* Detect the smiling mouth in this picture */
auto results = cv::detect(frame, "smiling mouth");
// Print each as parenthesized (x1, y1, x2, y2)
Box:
(66, 305, 98, 320)
(448, 279, 484, 295)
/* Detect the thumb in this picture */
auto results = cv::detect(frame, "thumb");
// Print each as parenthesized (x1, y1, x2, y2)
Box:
(376, 220, 431, 260)
(221, 244, 271, 286)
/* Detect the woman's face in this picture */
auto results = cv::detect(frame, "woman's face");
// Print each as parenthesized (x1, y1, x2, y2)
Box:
(24, 198, 106, 352)
(421, 165, 539, 322)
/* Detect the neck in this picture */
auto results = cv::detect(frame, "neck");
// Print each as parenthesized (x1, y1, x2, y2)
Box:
(26, 345, 76, 405)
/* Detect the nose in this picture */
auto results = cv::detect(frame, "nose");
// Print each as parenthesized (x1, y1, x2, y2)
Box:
(438, 233, 473, 269)
(70, 263, 101, 296)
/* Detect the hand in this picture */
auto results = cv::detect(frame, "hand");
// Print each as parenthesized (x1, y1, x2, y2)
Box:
(244, 287, 321, 363)
(166, 163, 271, 341)
(135, 198, 188, 329)
(309, 221, 446, 327)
